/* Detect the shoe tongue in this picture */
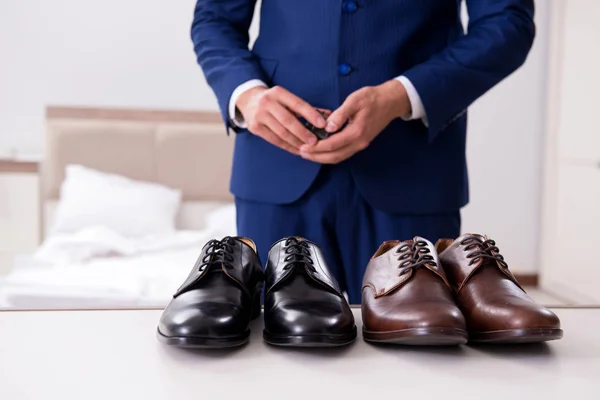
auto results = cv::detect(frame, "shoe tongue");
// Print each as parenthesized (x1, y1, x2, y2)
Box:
(409, 237, 441, 265)
(412, 236, 436, 247)
(202, 238, 231, 273)
(456, 233, 486, 243)
(274, 236, 306, 247)
(456, 233, 500, 268)
(207, 264, 224, 273)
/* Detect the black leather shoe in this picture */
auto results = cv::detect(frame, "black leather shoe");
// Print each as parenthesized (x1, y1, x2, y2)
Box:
(263, 237, 357, 347)
(157, 237, 264, 348)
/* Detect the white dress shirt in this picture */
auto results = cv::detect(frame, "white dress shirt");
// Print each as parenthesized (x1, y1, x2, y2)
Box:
(229, 76, 427, 128)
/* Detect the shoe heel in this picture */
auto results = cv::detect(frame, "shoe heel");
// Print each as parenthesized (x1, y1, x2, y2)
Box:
(251, 290, 262, 320)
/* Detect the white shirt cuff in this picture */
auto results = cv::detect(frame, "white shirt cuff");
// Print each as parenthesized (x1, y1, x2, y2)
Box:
(395, 75, 428, 127)
(229, 79, 268, 128)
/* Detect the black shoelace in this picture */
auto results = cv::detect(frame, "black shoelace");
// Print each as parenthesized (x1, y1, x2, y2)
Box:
(460, 236, 508, 269)
(396, 240, 437, 275)
(282, 238, 316, 273)
(198, 236, 235, 272)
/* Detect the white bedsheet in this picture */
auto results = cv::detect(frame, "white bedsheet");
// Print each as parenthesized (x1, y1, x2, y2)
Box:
(0, 248, 201, 308)
(0, 205, 237, 309)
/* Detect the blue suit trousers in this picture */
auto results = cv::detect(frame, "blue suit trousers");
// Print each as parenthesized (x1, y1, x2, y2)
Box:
(235, 165, 461, 304)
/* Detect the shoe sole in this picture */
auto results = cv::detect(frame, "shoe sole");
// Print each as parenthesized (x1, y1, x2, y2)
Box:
(156, 290, 262, 349)
(468, 328, 563, 344)
(263, 326, 357, 347)
(156, 328, 251, 349)
(363, 327, 468, 346)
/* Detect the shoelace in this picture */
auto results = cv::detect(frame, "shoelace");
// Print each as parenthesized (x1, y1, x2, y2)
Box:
(198, 236, 235, 272)
(395, 240, 437, 275)
(460, 236, 508, 268)
(282, 238, 316, 273)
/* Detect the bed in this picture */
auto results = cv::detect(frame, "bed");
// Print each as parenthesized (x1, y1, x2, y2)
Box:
(0, 106, 238, 309)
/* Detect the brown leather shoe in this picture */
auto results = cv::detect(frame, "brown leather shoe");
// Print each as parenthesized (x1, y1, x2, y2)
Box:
(436, 234, 563, 344)
(361, 237, 468, 345)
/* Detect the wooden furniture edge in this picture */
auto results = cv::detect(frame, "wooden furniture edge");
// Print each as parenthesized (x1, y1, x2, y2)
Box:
(514, 273, 538, 287)
(0, 160, 39, 173)
(46, 106, 223, 124)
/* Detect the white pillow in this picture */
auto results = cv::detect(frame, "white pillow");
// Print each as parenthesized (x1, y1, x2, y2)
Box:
(51, 165, 182, 237)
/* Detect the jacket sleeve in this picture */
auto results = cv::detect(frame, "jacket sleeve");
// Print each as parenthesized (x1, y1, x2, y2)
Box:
(402, 0, 535, 141)
(191, 0, 267, 129)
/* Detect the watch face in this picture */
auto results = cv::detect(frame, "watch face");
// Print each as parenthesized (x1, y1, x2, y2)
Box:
(299, 109, 347, 141)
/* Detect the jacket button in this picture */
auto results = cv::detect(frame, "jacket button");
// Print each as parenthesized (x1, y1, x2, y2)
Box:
(342, 1, 358, 13)
(338, 63, 352, 76)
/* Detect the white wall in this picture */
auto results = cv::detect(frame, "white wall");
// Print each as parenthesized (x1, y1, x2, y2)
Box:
(0, 0, 219, 154)
(462, 2, 550, 273)
(0, 0, 548, 272)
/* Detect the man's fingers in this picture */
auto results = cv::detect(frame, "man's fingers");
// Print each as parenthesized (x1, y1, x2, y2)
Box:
(316, 108, 332, 117)
(326, 94, 362, 132)
(300, 121, 371, 163)
(269, 103, 318, 145)
(273, 87, 326, 129)
(263, 113, 305, 149)
(301, 124, 361, 154)
(300, 144, 356, 165)
(256, 125, 300, 156)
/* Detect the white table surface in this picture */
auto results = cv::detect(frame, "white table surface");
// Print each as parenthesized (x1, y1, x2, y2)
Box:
(1, 308, 599, 400)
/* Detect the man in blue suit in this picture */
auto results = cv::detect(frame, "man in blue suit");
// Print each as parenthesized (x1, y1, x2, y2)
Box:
(191, 0, 535, 303)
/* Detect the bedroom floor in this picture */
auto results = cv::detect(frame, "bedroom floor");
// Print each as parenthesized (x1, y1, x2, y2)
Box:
(525, 287, 571, 306)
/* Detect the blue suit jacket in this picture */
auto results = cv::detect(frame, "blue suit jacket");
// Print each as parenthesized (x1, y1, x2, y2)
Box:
(191, 0, 535, 214)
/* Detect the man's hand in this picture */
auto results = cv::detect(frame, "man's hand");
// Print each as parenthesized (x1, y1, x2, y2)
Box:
(299, 80, 412, 164)
(236, 86, 327, 155)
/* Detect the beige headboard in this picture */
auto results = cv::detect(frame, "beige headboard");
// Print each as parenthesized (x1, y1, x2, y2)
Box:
(42, 106, 234, 236)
